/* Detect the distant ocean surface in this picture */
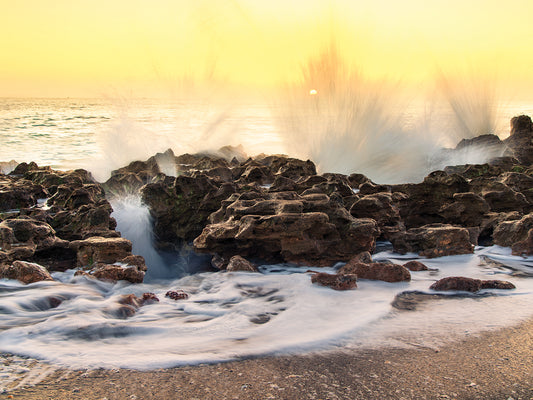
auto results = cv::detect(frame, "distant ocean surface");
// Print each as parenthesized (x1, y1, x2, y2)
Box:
(1, 97, 532, 181)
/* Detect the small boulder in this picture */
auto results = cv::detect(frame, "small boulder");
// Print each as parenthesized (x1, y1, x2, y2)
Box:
(226, 255, 257, 272)
(165, 290, 189, 300)
(512, 228, 533, 256)
(0, 260, 53, 284)
(311, 272, 357, 290)
(339, 261, 411, 282)
(403, 260, 429, 271)
(430, 276, 515, 292)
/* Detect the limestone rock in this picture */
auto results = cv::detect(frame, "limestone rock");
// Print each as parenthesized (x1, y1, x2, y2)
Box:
(226, 255, 257, 272)
(338, 261, 411, 282)
(0, 260, 53, 284)
(311, 272, 357, 290)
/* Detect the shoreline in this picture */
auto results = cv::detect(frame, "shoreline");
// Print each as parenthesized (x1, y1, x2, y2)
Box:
(3, 317, 532, 400)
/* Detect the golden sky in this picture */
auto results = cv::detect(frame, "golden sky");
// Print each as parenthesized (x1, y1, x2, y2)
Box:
(1, 0, 532, 98)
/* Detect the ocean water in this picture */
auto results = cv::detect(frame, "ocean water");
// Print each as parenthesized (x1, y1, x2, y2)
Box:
(0, 97, 533, 376)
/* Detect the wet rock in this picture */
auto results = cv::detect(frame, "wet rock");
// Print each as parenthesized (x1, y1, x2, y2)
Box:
(493, 213, 533, 247)
(430, 276, 515, 292)
(311, 272, 357, 290)
(430, 276, 481, 292)
(478, 211, 522, 246)
(393, 171, 470, 229)
(194, 191, 379, 267)
(165, 290, 189, 300)
(70, 237, 135, 268)
(0, 174, 47, 212)
(141, 174, 235, 247)
(511, 228, 533, 256)
(504, 115, 533, 165)
(403, 260, 429, 271)
(118, 292, 160, 308)
(141, 292, 160, 304)
(391, 290, 472, 311)
(480, 280, 516, 290)
(338, 261, 410, 282)
(77, 263, 145, 283)
(226, 255, 257, 272)
(444, 163, 504, 180)
(390, 224, 474, 258)
(0, 260, 53, 284)
(350, 192, 404, 240)
(358, 182, 391, 195)
(438, 192, 490, 227)
(350, 251, 372, 264)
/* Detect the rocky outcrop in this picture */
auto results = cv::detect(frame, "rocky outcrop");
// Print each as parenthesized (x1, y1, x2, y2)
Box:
(493, 213, 533, 247)
(504, 115, 533, 165)
(393, 171, 471, 229)
(338, 260, 411, 282)
(165, 290, 189, 300)
(403, 260, 429, 271)
(430, 276, 515, 292)
(511, 228, 533, 256)
(226, 255, 258, 272)
(311, 272, 358, 290)
(194, 191, 379, 267)
(0, 260, 53, 284)
(390, 224, 474, 258)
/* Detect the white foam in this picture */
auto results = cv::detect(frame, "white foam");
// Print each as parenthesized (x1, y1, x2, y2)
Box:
(0, 247, 531, 370)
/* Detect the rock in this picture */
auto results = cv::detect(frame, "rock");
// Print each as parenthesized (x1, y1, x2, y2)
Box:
(403, 260, 429, 271)
(351, 251, 372, 264)
(504, 115, 533, 165)
(70, 237, 134, 267)
(338, 261, 411, 282)
(0, 260, 53, 284)
(430, 276, 515, 292)
(358, 182, 391, 195)
(350, 192, 404, 240)
(165, 290, 189, 300)
(141, 292, 160, 304)
(78, 263, 145, 283)
(510, 115, 533, 135)
(194, 191, 379, 267)
(311, 272, 357, 290)
(493, 213, 533, 247)
(438, 192, 490, 227)
(511, 228, 533, 256)
(390, 224, 474, 258)
(226, 255, 257, 272)
(393, 171, 470, 229)
(480, 280, 516, 290)
(430, 276, 481, 292)
(478, 211, 522, 246)
(141, 174, 235, 247)
(0, 174, 47, 211)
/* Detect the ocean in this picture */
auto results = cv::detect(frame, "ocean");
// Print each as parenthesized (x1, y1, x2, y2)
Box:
(0, 96, 532, 374)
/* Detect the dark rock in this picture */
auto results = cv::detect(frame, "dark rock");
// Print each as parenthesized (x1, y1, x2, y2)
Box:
(403, 260, 429, 271)
(430, 276, 515, 292)
(165, 290, 189, 300)
(393, 171, 470, 229)
(338, 261, 410, 282)
(480, 280, 516, 290)
(311, 272, 357, 290)
(70, 236, 134, 267)
(430, 276, 481, 292)
(358, 182, 391, 195)
(493, 213, 533, 247)
(478, 211, 522, 246)
(438, 192, 489, 227)
(0, 260, 53, 284)
(391, 224, 474, 258)
(76, 263, 145, 283)
(511, 228, 533, 256)
(226, 255, 257, 272)
(350, 192, 404, 240)
(194, 191, 379, 267)
(510, 115, 533, 135)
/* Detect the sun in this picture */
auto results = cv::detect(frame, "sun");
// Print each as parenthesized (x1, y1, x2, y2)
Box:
(309, 89, 318, 95)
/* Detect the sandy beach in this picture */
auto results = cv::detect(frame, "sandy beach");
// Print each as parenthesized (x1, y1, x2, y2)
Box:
(2, 317, 531, 400)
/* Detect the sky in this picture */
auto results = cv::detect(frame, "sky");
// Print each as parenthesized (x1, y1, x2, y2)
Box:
(1, 0, 532, 99)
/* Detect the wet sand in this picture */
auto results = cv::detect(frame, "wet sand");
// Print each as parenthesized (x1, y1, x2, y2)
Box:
(2, 318, 532, 400)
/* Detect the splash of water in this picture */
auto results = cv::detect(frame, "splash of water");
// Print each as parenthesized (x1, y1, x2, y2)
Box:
(275, 43, 505, 183)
